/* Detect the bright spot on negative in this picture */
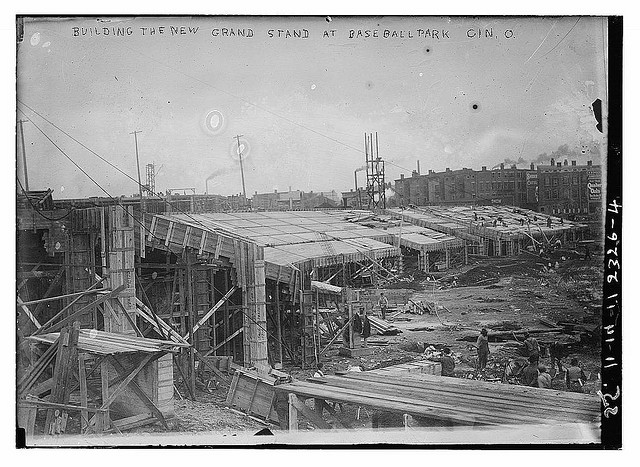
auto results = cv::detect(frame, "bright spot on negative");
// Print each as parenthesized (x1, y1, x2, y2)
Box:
(30, 32, 41, 46)
(204, 110, 225, 135)
(311, 84, 317, 90)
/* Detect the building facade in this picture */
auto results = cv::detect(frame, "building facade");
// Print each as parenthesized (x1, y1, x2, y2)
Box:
(393, 159, 601, 218)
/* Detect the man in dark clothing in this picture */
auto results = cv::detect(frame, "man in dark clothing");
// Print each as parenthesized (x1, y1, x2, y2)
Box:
(378, 293, 389, 320)
(521, 355, 540, 387)
(360, 309, 371, 347)
(342, 316, 350, 347)
(549, 340, 564, 376)
(439, 348, 456, 377)
(352, 311, 363, 348)
(476, 328, 490, 371)
(523, 333, 540, 364)
(566, 358, 586, 392)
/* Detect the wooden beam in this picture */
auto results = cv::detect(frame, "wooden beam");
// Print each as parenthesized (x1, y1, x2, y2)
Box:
(17, 297, 42, 329)
(19, 289, 103, 307)
(183, 285, 238, 341)
(100, 353, 157, 409)
(33, 267, 66, 318)
(36, 285, 125, 335)
(78, 353, 88, 433)
(290, 395, 332, 430)
(108, 355, 169, 429)
(44, 323, 80, 435)
(33, 277, 107, 334)
(17, 338, 59, 396)
(212, 327, 243, 352)
(288, 393, 298, 431)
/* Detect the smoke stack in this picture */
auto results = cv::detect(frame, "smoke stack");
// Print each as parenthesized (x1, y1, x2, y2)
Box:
(417, 160, 421, 175)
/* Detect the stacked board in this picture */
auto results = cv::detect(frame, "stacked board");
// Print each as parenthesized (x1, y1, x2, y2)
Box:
(280, 372, 600, 426)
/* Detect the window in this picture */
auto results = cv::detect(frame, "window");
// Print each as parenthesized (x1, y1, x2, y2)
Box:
(552, 178, 559, 186)
(544, 177, 550, 186)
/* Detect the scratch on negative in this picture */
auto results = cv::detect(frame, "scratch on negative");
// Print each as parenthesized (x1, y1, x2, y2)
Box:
(524, 20, 558, 64)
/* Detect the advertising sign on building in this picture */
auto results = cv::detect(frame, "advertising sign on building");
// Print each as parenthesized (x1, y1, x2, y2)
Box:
(587, 171, 602, 201)
(526, 172, 538, 186)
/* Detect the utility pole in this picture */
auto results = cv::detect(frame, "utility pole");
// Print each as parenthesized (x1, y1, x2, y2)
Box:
(130, 130, 145, 258)
(130, 130, 144, 201)
(234, 134, 247, 206)
(18, 119, 29, 191)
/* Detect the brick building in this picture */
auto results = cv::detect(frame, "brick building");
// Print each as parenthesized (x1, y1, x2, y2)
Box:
(536, 159, 602, 218)
(393, 158, 601, 219)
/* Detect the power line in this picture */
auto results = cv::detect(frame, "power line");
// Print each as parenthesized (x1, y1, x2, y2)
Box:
(16, 104, 321, 267)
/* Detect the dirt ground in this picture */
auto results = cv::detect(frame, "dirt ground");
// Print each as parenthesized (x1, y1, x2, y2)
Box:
(139, 248, 603, 433)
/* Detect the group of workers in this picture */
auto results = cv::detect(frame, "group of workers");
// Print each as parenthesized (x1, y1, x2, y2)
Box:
(341, 292, 388, 348)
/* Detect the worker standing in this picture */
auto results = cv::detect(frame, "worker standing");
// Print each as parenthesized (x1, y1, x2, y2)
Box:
(352, 311, 363, 348)
(439, 348, 456, 377)
(378, 292, 389, 320)
(566, 358, 587, 392)
(523, 332, 540, 364)
(476, 328, 490, 371)
(361, 309, 371, 347)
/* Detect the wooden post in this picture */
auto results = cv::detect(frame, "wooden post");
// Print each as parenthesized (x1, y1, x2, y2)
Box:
(288, 393, 298, 431)
(186, 256, 196, 400)
(210, 269, 217, 355)
(107, 205, 136, 334)
(78, 353, 88, 433)
(98, 358, 110, 432)
(275, 282, 283, 365)
(251, 244, 268, 371)
(224, 270, 231, 357)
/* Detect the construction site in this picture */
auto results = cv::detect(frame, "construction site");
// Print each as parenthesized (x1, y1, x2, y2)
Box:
(16, 142, 604, 445)
(14, 15, 617, 447)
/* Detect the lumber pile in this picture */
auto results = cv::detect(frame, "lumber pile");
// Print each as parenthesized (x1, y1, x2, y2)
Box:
(368, 360, 441, 377)
(368, 316, 402, 336)
(293, 372, 599, 426)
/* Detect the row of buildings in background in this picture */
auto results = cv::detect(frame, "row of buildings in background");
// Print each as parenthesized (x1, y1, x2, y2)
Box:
(50, 159, 602, 221)
(53, 188, 342, 213)
(381, 158, 602, 220)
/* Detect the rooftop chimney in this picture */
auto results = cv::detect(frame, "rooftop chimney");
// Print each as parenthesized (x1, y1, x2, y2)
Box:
(564, 159, 568, 166)
(557, 162, 562, 167)
(571, 160, 577, 166)
(429, 169, 434, 174)
(511, 164, 516, 169)
(417, 160, 421, 175)
(550, 158, 555, 166)
(500, 163, 505, 170)
(446, 168, 451, 172)
(482, 166, 487, 171)
(587, 160, 593, 166)
(530, 162, 535, 170)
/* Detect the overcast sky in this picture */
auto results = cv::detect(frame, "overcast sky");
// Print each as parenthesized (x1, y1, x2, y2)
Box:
(17, 16, 607, 199)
